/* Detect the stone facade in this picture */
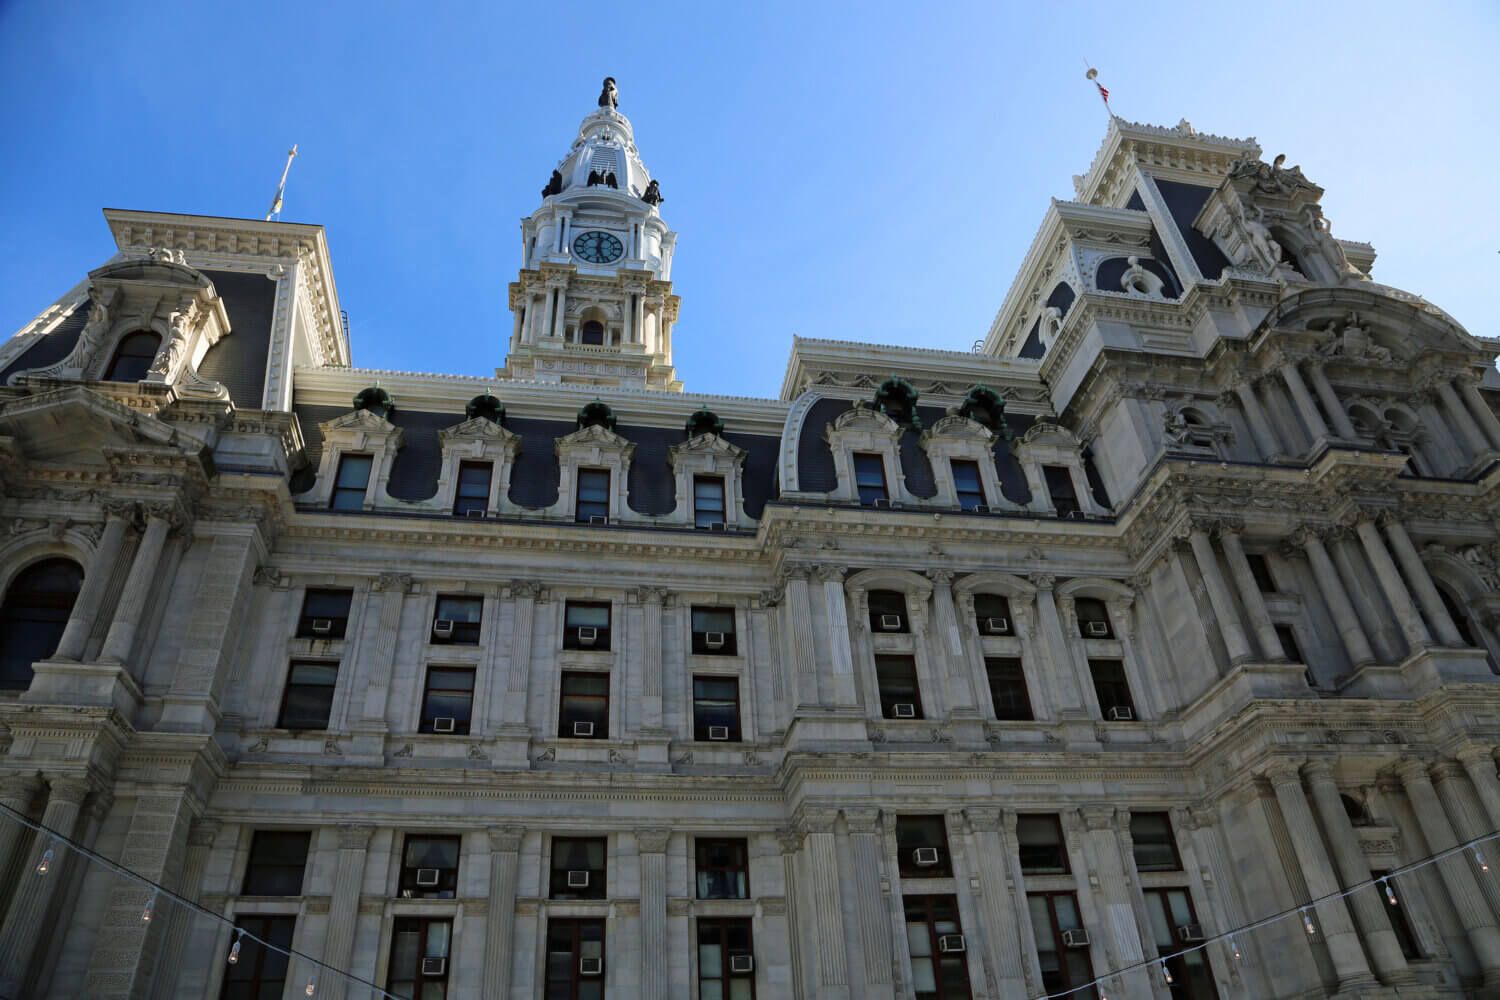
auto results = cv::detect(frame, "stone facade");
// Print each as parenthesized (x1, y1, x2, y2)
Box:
(2, 93, 1500, 1000)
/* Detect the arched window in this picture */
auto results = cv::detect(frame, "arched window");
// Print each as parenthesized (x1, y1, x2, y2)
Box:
(0, 558, 83, 689)
(1075, 597, 1113, 639)
(104, 331, 161, 382)
(580, 320, 605, 346)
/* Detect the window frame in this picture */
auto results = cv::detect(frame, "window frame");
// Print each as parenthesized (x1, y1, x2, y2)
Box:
(544, 917, 606, 1000)
(1043, 464, 1080, 517)
(453, 460, 493, 516)
(694, 838, 750, 900)
(558, 670, 610, 739)
(874, 654, 924, 720)
(690, 605, 737, 656)
(950, 458, 987, 511)
(853, 451, 890, 506)
(431, 594, 483, 646)
(575, 467, 611, 522)
(1016, 814, 1069, 875)
(896, 815, 954, 878)
(692, 674, 743, 742)
(984, 657, 1034, 722)
(903, 893, 971, 1000)
(295, 588, 353, 640)
(697, 916, 756, 999)
(219, 913, 296, 1000)
(386, 915, 453, 999)
(1074, 597, 1113, 639)
(241, 831, 311, 897)
(103, 330, 161, 383)
(1128, 812, 1181, 872)
(329, 453, 374, 511)
(1028, 891, 1097, 999)
(550, 837, 608, 900)
(972, 593, 1013, 636)
(0, 557, 83, 690)
(419, 666, 476, 735)
(1141, 887, 1218, 999)
(276, 660, 339, 730)
(563, 600, 612, 651)
(1088, 658, 1137, 721)
(399, 834, 462, 899)
(693, 475, 727, 529)
(868, 590, 910, 633)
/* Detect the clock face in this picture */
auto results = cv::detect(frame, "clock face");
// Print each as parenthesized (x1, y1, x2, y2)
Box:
(573, 230, 624, 264)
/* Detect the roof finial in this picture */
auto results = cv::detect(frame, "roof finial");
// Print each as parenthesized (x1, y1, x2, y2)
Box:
(264, 145, 299, 221)
(598, 77, 619, 110)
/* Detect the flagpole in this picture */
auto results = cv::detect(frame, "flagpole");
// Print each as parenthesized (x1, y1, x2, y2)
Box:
(1084, 65, 1115, 120)
(265, 144, 299, 222)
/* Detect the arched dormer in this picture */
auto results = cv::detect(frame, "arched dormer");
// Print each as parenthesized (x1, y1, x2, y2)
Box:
(669, 417, 752, 530)
(299, 389, 404, 511)
(436, 393, 522, 518)
(920, 413, 1016, 512)
(550, 418, 635, 523)
(1012, 422, 1109, 518)
(823, 403, 921, 507)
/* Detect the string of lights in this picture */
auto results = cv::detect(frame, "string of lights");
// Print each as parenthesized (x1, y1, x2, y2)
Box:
(0, 800, 398, 999)
(1036, 826, 1500, 1000)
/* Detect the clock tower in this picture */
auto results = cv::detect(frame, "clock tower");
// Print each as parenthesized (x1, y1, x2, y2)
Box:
(500, 78, 682, 391)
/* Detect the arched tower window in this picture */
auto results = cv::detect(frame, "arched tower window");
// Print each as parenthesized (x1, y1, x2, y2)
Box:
(580, 320, 606, 346)
(104, 331, 161, 382)
(0, 558, 83, 689)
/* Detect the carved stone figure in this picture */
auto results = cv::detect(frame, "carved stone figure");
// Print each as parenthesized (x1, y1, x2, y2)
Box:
(1120, 255, 1164, 296)
(641, 179, 663, 206)
(74, 286, 113, 367)
(1318, 311, 1392, 363)
(1239, 205, 1283, 274)
(541, 170, 563, 198)
(1038, 306, 1063, 348)
(598, 76, 618, 109)
(1460, 545, 1500, 590)
(148, 329, 186, 376)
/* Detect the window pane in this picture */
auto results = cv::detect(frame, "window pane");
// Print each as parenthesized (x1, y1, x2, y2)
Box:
(566, 603, 611, 628)
(692, 607, 735, 633)
(854, 452, 888, 504)
(694, 476, 727, 528)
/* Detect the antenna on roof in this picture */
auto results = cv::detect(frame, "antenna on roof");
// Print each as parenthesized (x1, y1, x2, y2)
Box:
(265, 145, 299, 221)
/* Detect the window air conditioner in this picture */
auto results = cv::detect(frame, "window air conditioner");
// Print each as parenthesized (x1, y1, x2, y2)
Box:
(420, 957, 446, 976)
(589, 514, 609, 525)
(872, 497, 892, 509)
(310, 618, 334, 635)
(1176, 923, 1205, 943)
(576, 626, 599, 647)
(1106, 705, 1134, 722)
(566, 869, 591, 888)
(464, 508, 485, 519)
(415, 868, 441, 887)
(1084, 620, 1110, 637)
(1067, 509, 1087, 520)
(984, 617, 1010, 635)
(972, 504, 990, 514)
(1062, 928, 1091, 948)
(708, 521, 727, 532)
(729, 954, 755, 974)
(708, 726, 730, 741)
(579, 957, 603, 976)
(913, 847, 940, 867)
(879, 614, 903, 631)
(433, 717, 457, 734)
(937, 934, 966, 954)
(572, 721, 596, 738)
(893, 703, 917, 719)
(704, 631, 726, 650)
(432, 619, 455, 639)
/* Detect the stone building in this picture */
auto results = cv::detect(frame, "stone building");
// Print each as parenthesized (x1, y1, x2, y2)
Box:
(2, 82, 1500, 1000)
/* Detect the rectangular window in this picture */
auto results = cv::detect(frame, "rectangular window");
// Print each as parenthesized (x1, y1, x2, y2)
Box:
(698, 917, 756, 999)
(868, 590, 910, 633)
(853, 452, 889, 505)
(973, 593, 1012, 636)
(1128, 812, 1180, 872)
(1089, 659, 1137, 721)
(219, 913, 295, 1000)
(1043, 465, 1079, 517)
(1074, 598, 1113, 639)
(984, 658, 1033, 721)
(904, 894, 971, 1000)
(453, 460, 492, 516)
(1275, 624, 1304, 663)
(694, 475, 727, 529)
(1142, 888, 1218, 999)
(1016, 814, 1068, 875)
(420, 667, 475, 734)
(545, 918, 605, 1000)
(399, 835, 461, 899)
(241, 831, 310, 896)
(692, 675, 742, 742)
(1372, 869, 1423, 960)
(875, 655, 923, 720)
(277, 661, 338, 730)
(564, 601, 612, 651)
(576, 467, 610, 522)
(950, 459, 986, 511)
(691, 606, 737, 655)
(896, 815, 953, 878)
(432, 595, 482, 645)
(1029, 892, 1097, 999)
(559, 671, 609, 739)
(695, 838, 750, 899)
(550, 837, 607, 900)
(1246, 552, 1276, 593)
(330, 453, 373, 511)
(296, 588, 353, 639)
(387, 916, 453, 1000)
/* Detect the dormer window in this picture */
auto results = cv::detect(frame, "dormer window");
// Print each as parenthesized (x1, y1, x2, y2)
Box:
(694, 476, 726, 529)
(951, 460, 986, 510)
(854, 453, 889, 505)
(103, 331, 160, 382)
(330, 455, 373, 511)
(576, 469, 610, 522)
(1044, 466, 1079, 517)
(453, 461, 492, 516)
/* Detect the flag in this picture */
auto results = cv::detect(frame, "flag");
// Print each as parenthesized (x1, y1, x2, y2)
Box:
(1095, 82, 1110, 104)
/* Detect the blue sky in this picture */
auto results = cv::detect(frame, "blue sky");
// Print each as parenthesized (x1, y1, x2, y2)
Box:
(2, 1, 1496, 399)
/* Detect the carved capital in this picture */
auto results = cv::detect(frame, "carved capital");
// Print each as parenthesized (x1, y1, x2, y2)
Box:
(926, 569, 955, 588)
(489, 825, 525, 853)
(800, 809, 840, 835)
(187, 818, 222, 848)
(44, 775, 93, 806)
(1391, 758, 1434, 787)
(0, 773, 41, 805)
(1029, 572, 1056, 592)
(774, 827, 804, 854)
(1300, 758, 1336, 785)
(1455, 745, 1500, 772)
(964, 808, 1003, 834)
(634, 586, 669, 606)
(510, 580, 543, 600)
(337, 824, 375, 851)
(372, 572, 414, 594)
(1262, 759, 1305, 787)
(1080, 806, 1117, 832)
(636, 828, 671, 853)
(843, 808, 881, 835)
(813, 564, 847, 585)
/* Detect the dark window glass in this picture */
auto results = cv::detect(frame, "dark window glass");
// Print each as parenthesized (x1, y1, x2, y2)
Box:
(694, 476, 727, 529)
(420, 667, 475, 735)
(559, 671, 609, 739)
(1075, 598, 1113, 639)
(951, 459, 986, 511)
(1437, 586, 1480, 648)
(868, 590, 909, 633)
(1142, 888, 1218, 999)
(897, 816, 952, 878)
(564, 601, 612, 651)
(1016, 815, 1068, 875)
(330, 454, 373, 511)
(1245, 553, 1276, 593)
(454, 461, 492, 516)
(1129, 813, 1180, 872)
(399, 835, 461, 899)
(973, 594, 1012, 635)
(550, 838, 607, 900)
(691, 606, 737, 655)
(387, 916, 453, 1000)
(1089, 659, 1136, 720)
(1044, 465, 1079, 517)
(0, 558, 82, 690)
(103, 331, 160, 382)
(242, 831, 310, 896)
(904, 894, 971, 1000)
(1373, 870, 1422, 960)
(580, 320, 605, 346)
(693, 675, 742, 742)
(277, 661, 338, 730)
(1275, 624, 1304, 664)
(576, 468, 610, 522)
(698, 917, 756, 999)
(695, 838, 750, 899)
(296, 588, 352, 639)
(219, 913, 295, 1000)
(875, 655, 923, 720)
(1341, 794, 1372, 827)
(853, 452, 889, 505)
(545, 918, 605, 1000)
(985, 658, 1033, 721)
(432, 595, 482, 645)
(1028, 892, 1097, 999)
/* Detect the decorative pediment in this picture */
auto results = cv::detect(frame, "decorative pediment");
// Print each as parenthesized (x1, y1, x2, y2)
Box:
(921, 413, 996, 446)
(320, 407, 401, 450)
(1019, 421, 1080, 449)
(439, 416, 521, 447)
(669, 432, 746, 464)
(555, 421, 635, 460)
(828, 403, 901, 439)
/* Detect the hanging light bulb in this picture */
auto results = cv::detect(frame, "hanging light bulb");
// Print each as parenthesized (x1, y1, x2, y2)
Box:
(1474, 848, 1490, 873)
(36, 846, 54, 875)
(305, 975, 316, 996)
(1302, 907, 1317, 935)
(1229, 935, 1242, 961)
(227, 930, 243, 965)
(141, 890, 157, 922)
(1382, 878, 1398, 906)
(1161, 959, 1174, 984)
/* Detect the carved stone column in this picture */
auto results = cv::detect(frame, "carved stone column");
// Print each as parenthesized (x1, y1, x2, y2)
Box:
(1187, 524, 1254, 664)
(817, 565, 857, 706)
(964, 809, 1027, 996)
(1381, 518, 1464, 647)
(1002, 810, 1046, 994)
(1230, 375, 1281, 459)
(1353, 515, 1431, 651)
(927, 571, 978, 715)
(1456, 746, 1500, 831)
(1079, 807, 1153, 996)
(843, 810, 893, 991)
(500, 582, 540, 729)
(317, 825, 373, 1000)
(54, 509, 132, 661)
(637, 828, 670, 999)
(1394, 759, 1500, 984)
(803, 813, 850, 996)
(782, 568, 819, 708)
(1030, 575, 1086, 714)
(1430, 762, 1500, 928)
(549, 278, 569, 341)
(1219, 527, 1285, 660)
(0, 774, 40, 896)
(1457, 375, 1500, 451)
(1279, 360, 1330, 443)
(98, 510, 174, 663)
(1434, 377, 1493, 459)
(0, 776, 92, 996)
(149, 818, 219, 999)
(1302, 761, 1411, 984)
(1305, 361, 1358, 439)
(1296, 526, 1376, 667)
(1264, 762, 1377, 990)
(482, 826, 523, 997)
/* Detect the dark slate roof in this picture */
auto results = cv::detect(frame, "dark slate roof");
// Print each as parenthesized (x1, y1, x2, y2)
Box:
(1153, 179, 1231, 279)
(1018, 281, 1076, 361)
(0, 305, 88, 383)
(198, 270, 275, 409)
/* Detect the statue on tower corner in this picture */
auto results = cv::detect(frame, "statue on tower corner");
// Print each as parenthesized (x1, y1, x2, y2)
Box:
(541, 170, 563, 198)
(641, 179, 664, 206)
(598, 77, 619, 109)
